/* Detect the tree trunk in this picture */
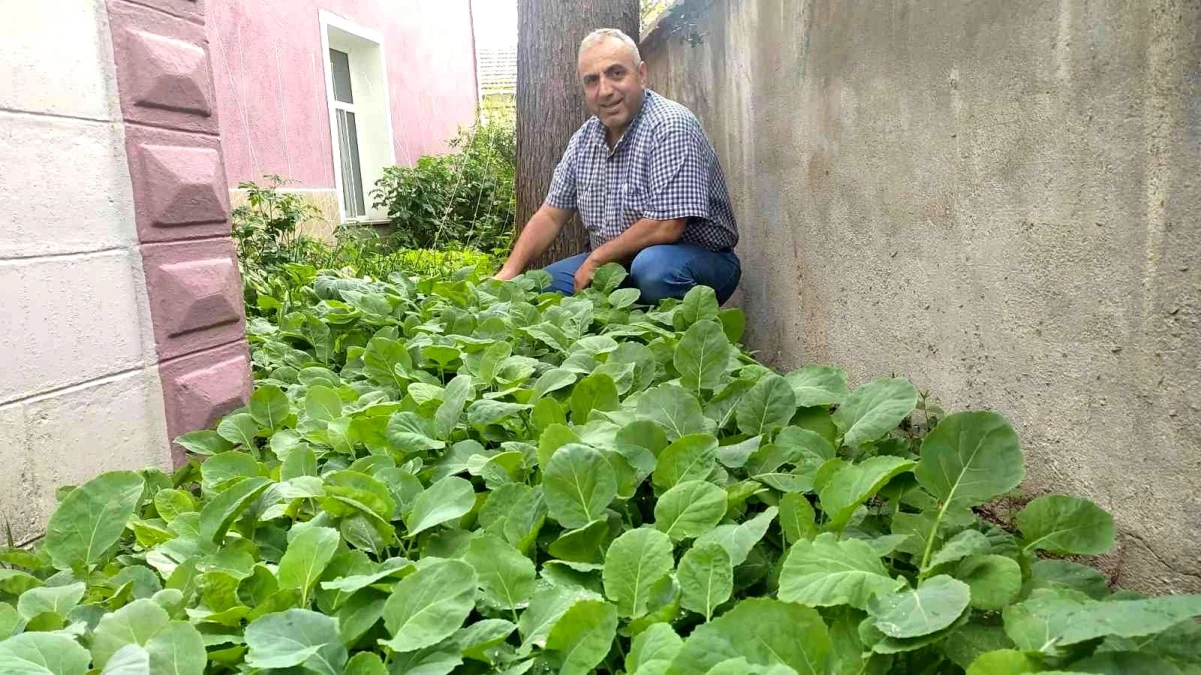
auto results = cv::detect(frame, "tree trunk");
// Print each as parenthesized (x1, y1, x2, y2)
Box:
(515, 0, 639, 268)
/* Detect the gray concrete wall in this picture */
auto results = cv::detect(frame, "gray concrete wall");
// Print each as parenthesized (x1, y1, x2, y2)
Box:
(642, 0, 1201, 593)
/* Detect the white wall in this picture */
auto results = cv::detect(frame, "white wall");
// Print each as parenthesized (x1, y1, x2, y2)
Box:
(0, 0, 172, 543)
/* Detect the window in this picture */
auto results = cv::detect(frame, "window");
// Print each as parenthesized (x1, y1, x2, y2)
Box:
(329, 49, 366, 218)
(320, 12, 396, 223)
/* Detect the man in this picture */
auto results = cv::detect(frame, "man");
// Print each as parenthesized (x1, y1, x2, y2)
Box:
(494, 28, 741, 304)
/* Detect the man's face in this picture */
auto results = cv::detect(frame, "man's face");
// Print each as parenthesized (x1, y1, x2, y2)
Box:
(578, 38, 647, 135)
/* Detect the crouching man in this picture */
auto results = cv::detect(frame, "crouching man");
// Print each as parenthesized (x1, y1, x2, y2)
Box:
(493, 28, 741, 304)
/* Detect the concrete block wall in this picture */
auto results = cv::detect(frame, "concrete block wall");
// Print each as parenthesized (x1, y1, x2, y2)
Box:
(0, 0, 250, 543)
(642, 0, 1201, 593)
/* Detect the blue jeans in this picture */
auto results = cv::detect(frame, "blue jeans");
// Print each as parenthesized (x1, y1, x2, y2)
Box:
(544, 243, 741, 305)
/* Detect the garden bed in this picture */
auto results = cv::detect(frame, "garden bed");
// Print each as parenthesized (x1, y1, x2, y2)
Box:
(1, 263, 1198, 675)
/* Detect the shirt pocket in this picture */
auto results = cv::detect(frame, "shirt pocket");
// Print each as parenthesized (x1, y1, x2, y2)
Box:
(620, 182, 646, 223)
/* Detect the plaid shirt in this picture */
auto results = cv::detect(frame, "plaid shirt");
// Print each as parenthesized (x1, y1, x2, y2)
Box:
(545, 90, 739, 251)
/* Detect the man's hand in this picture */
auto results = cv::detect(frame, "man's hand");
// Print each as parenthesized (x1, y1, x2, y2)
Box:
(573, 256, 600, 292)
(493, 266, 520, 282)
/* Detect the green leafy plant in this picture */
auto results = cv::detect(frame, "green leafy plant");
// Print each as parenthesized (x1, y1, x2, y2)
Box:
(2, 267, 1198, 675)
(371, 118, 516, 253)
(231, 175, 325, 268)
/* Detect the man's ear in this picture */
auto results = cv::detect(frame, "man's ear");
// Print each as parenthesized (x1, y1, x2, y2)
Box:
(638, 60, 648, 86)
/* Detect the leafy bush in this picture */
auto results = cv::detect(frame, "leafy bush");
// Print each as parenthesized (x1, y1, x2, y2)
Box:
(3, 266, 1200, 675)
(231, 175, 324, 268)
(371, 118, 515, 253)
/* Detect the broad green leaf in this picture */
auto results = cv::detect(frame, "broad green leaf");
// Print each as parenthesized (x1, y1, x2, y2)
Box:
(144, 622, 206, 675)
(718, 307, 745, 343)
(693, 507, 777, 566)
(654, 480, 727, 541)
(216, 413, 258, 448)
(915, 411, 1024, 509)
(674, 286, 720, 329)
(434, 374, 474, 438)
(90, 599, 169, 668)
(244, 609, 347, 674)
(1017, 495, 1115, 556)
(592, 263, 628, 293)
(548, 519, 610, 563)
(304, 385, 342, 422)
(667, 598, 830, 675)
(716, 436, 760, 469)
(518, 586, 595, 648)
(627, 622, 683, 675)
(405, 476, 475, 536)
(152, 489, 197, 525)
(1028, 559, 1110, 599)
(1002, 588, 1092, 655)
(616, 420, 670, 456)
(543, 444, 617, 529)
(1058, 594, 1201, 646)
(678, 542, 733, 620)
(832, 378, 918, 449)
(818, 456, 915, 531)
(652, 433, 719, 490)
(778, 533, 903, 610)
(784, 366, 849, 407)
(537, 423, 581, 469)
(965, 650, 1043, 675)
(779, 493, 817, 545)
(571, 373, 620, 422)
(250, 385, 291, 429)
(90, 595, 201, 667)
(735, 374, 797, 437)
(940, 620, 1018, 670)
(467, 400, 530, 427)
(478, 341, 513, 385)
(0, 602, 19, 637)
(200, 452, 259, 488)
(277, 526, 340, 605)
(319, 557, 412, 596)
(381, 559, 477, 652)
(603, 528, 674, 618)
(869, 575, 970, 638)
(43, 470, 144, 570)
(173, 430, 232, 456)
(926, 530, 992, 571)
(531, 369, 577, 403)
(0, 632, 91, 675)
(675, 320, 730, 394)
(386, 411, 446, 452)
(463, 534, 536, 611)
(955, 554, 1022, 610)
(545, 599, 619, 675)
(199, 477, 272, 543)
(17, 582, 85, 620)
(609, 287, 641, 308)
(345, 652, 389, 675)
(100, 644, 149, 675)
(636, 384, 713, 441)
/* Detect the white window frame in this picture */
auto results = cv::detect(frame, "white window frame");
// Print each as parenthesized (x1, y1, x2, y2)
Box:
(319, 10, 397, 224)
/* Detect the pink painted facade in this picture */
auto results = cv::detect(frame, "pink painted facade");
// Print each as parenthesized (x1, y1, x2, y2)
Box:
(207, 0, 480, 190)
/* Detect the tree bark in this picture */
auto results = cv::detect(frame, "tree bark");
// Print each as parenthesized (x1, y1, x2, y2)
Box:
(515, 0, 639, 268)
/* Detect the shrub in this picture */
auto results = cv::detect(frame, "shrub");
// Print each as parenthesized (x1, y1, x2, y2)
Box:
(3, 267, 1199, 674)
(230, 175, 324, 268)
(371, 118, 515, 253)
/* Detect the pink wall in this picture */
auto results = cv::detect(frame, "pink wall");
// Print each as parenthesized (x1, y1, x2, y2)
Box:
(207, 0, 479, 188)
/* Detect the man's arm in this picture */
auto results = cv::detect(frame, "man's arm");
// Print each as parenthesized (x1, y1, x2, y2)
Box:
(572, 217, 686, 291)
(494, 204, 575, 280)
